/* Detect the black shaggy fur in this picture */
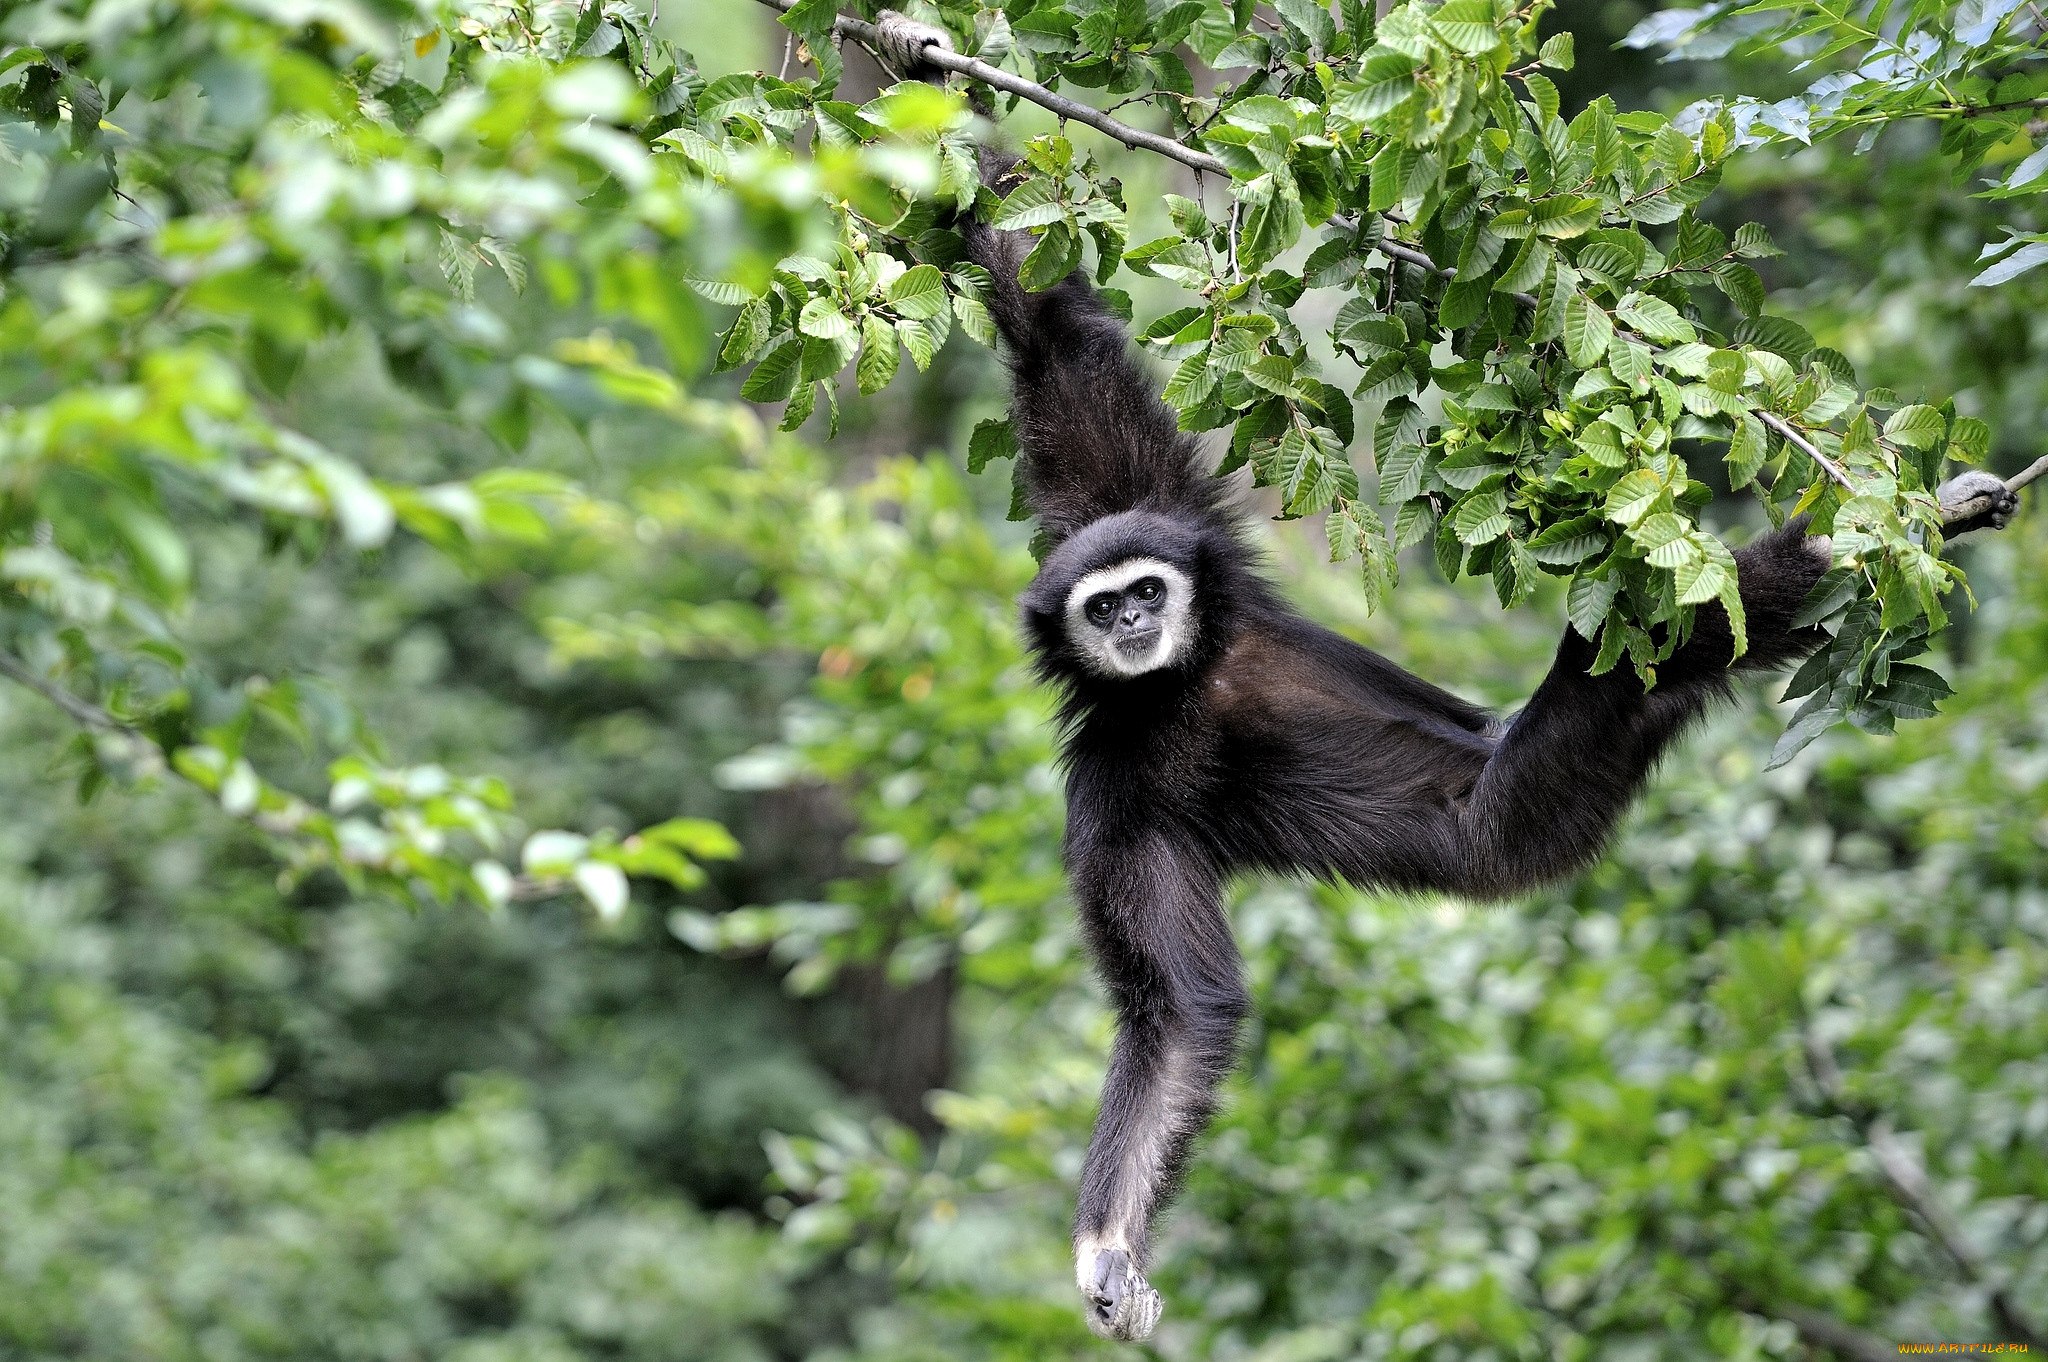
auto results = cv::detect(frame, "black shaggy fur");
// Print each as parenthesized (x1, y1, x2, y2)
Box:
(960, 158, 1832, 1336)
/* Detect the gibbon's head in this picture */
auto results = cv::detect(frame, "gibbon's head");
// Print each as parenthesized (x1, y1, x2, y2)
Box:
(1022, 511, 1206, 681)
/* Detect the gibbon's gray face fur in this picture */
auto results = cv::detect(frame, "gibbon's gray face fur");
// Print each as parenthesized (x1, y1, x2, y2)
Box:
(1064, 557, 1194, 677)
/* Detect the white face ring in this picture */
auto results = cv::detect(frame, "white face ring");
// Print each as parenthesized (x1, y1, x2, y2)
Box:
(1062, 557, 1195, 678)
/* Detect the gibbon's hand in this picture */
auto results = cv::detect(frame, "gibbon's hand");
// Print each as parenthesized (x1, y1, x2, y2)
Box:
(1938, 469, 2022, 537)
(872, 10, 952, 78)
(1079, 1244, 1163, 1342)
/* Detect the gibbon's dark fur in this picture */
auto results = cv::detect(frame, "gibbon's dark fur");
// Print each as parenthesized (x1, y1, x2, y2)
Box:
(952, 152, 1849, 1336)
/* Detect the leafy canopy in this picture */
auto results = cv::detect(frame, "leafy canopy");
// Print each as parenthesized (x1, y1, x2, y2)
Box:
(2, 0, 2039, 914)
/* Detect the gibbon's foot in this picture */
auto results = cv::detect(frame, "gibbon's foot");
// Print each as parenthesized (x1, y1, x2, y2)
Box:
(1079, 1246, 1163, 1342)
(873, 10, 952, 76)
(1938, 469, 2020, 536)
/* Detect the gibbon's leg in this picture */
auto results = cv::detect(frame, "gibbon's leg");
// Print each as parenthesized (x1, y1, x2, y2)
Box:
(1068, 831, 1247, 1341)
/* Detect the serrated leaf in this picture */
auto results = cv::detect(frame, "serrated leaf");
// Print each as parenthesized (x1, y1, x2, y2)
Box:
(1615, 292, 1695, 342)
(887, 264, 949, 320)
(1673, 553, 1729, 603)
(1018, 224, 1081, 292)
(740, 339, 803, 402)
(1793, 565, 1858, 628)
(1451, 488, 1511, 545)
(798, 297, 852, 339)
(1733, 222, 1783, 259)
(1727, 413, 1768, 489)
(968, 417, 1018, 473)
(856, 315, 899, 394)
(1567, 572, 1619, 639)
(1563, 293, 1614, 368)
(1604, 468, 1665, 525)
(990, 178, 1066, 230)
(1882, 403, 1946, 450)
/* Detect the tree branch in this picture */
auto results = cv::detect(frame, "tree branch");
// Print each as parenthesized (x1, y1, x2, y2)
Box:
(0, 649, 569, 903)
(752, 0, 1229, 175)
(1754, 409, 1858, 495)
(1756, 1299, 1897, 1362)
(1804, 1032, 2046, 1348)
(768, 4, 2045, 532)
(0, 650, 142, 736)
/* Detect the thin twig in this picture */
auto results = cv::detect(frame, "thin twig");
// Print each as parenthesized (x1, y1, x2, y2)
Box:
(1751, 1299, 1896, 1362)
(0, 651, 134, 734)
(0, 649, 576, 906)
(1754, 409, 1858, 495)
(1226, 196, 1242, 283)
(752, 0, 1229, 175)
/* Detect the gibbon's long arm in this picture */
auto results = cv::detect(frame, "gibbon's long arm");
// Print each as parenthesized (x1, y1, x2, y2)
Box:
(1387, 524, 1829, 900)
(1062, 822, 1247, 1341)
(958, 160, 1231, 546)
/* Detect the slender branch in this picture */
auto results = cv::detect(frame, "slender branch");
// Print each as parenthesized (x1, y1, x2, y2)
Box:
(1804, 1033, 2046, 1348)
(1754, 409, 1858, 494)
(752, 0, 1229, 175)
(0, 649, 569, 903)
(0, 650, 138, 735)
(1950, 94, 2048, 118)
(1750, 1298, 1896, 1362)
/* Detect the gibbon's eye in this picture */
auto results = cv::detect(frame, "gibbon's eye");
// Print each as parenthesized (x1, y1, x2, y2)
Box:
(1086, 593, 1119, 624)
(1131, 577, 1164, 603)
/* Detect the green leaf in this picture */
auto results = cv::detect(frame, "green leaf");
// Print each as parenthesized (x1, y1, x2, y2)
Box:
(991, 178, 1066, 230)
(1727, 413, 1769, 489)
(1532, 196, 1604, 239)
(1528, 516, 1605, 565)
(856, 315, 899, 395)
(1018, 224, 1081, 291)
(798, 297, 852, 339)
(1732, 222, 1784, 259)
(1432, 0, 1507, 53)
(1567, 572, 1619, 639)
(1451, 488, 1511, 545)
(1604, 469, 1666, 525)
(1608, 336, 1653, 394)
(740, 340, 803, 401)
(1563, 293, 1614, 369)
(888, 264, 949, 320)
(1673, 552, 1729, 604)
(1793, 565, 1858, 628)
(967, 417, 1018, 472)
(1882, 404, 1946, 450)
(1614, 293, 1695, 342)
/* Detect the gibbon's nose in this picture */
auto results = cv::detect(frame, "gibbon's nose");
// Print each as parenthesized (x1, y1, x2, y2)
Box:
(1120, 608, 1144, 628)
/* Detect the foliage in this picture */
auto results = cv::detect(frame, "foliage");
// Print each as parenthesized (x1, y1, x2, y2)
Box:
(692, 0, 2040, 761)
(4, 0, 2047, 1359)
(1627, 0, 2048, 286)
(0, 0, 864, 913)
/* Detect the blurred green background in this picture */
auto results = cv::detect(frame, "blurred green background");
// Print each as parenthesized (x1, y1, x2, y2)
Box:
(1, 0, 2044, 1358)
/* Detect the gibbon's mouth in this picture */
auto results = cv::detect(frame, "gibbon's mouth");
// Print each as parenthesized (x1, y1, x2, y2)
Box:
(1113, 627, 1162, 656)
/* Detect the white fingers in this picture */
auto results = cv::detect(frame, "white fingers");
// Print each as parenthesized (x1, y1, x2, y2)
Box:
(1076, 1243, 1163, 1342)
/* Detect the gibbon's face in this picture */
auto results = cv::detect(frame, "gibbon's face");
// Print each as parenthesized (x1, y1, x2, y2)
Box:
(1063, 556, 1195, 678)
